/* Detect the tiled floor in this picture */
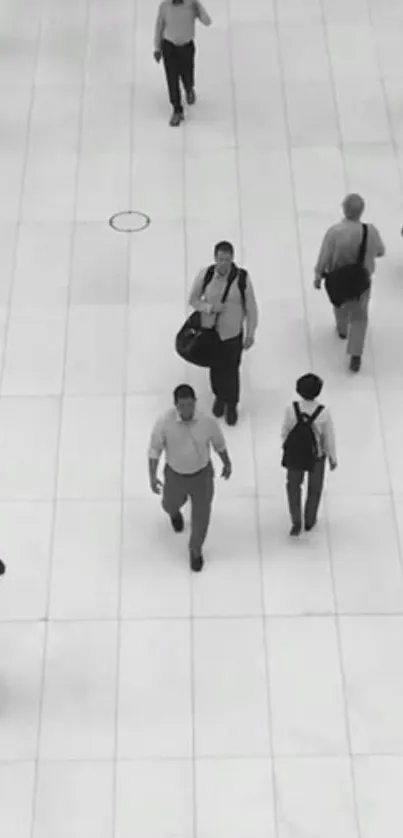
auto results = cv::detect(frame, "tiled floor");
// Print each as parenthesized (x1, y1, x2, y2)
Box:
(1, 0, 403, 835)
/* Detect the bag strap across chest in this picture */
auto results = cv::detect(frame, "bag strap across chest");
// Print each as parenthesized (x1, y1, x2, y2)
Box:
(356, 223, 368, 266)
(202, 263, 247, 311)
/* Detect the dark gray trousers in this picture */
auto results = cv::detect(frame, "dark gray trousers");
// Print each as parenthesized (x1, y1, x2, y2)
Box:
(162, 462, 214, 554)
(286, 457, 326, 528)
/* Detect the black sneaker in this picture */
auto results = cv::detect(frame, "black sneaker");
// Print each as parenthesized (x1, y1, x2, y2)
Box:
(349, 355, 361, 372)
(170, 512, 184, 533)
(304, 520, 317, 532)
(0, 558, 6, 576)
(212, 398, 225, 418)
(290, 524, 301, 537)
(190, 551, 204, 572)
(186, 89, 196, 105)
(225, 405, 238, 426)
(169, 111, 184, 127)
(337, 328, 347, 339)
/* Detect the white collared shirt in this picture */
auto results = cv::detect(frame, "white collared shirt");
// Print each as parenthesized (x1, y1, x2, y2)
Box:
(148, 408, 227, 474)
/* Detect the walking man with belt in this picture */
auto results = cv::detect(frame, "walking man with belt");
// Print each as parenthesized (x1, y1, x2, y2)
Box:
(314, 194, 385, 372)
(154, 0, 212, 127)
(148, 384, 232, 572)
(189, 241, 258, 426)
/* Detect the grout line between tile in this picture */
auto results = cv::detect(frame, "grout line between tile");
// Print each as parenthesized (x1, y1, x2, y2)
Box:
(27, 2, 93, 837)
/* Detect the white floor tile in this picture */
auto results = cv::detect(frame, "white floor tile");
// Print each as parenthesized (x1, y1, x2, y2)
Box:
(117, 620, 192, 758)
(0, 623, 45, 759)
(193, 618, 270, 756)
(12, 223, 72, 307)
(71, 222, 129, 306)
(354, 756, 403, 838)
(0, 502, 52, 620)
(39, 621, 118, 759)
(327, 495, 403, 614)
(49, 501, 121, 619)
(196, 758, 276, 838)
(2, 307, 66, 395)
(64, 305, 127, 394)
(115, 760, 193, 838)
(267, 617, 348, 755)
(340, 616, 403, 754)
(0, 762, 35, 838)
(57, 397, 123, 498)
(33, 762, 114, 838)
(275, 757, 358, 838)
(0, 398, 60, 500)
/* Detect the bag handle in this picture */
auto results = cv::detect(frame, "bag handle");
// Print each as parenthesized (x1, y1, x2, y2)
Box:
(356, 223, 368, 266)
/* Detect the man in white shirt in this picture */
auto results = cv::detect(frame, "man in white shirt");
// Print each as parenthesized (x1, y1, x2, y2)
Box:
(281, 374, 337, 536)
(154, 0, 212, 126)
(189, 241, 258, 426)
(148, 384, 232, 571)
(314, 193, 385, 373)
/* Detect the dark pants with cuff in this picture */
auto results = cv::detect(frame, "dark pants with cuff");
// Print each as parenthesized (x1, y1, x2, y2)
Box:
(162, 462, 214, 556)
(286, 457, 326, 528)
(161, 39, 195, 114)
(210, 333, 243, 407)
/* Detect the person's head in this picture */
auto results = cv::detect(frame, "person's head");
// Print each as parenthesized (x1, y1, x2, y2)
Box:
(342, 193, 365, 221)
(173, 384, 196, 421)
(214, 241, 234, 275)
(296, 373, 323, 401)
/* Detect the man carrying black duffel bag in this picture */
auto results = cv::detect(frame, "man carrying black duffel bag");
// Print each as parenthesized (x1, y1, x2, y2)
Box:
(314, 194, 385, 373)
(187, 241, 258, 426)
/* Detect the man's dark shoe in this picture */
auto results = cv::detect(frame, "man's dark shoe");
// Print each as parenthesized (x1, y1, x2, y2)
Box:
(225, 405, 238, 426)
(169, 111, 184, 127)
(337, 329, 347, 339)
(349, 355, 361, 372)
(170, 512, 184, 533)
(186, 89, 196, 105)
(290, 524, 302, 537)
(190, 551, 204, 572)
(0, 558, 6, 576)
(212, 398, 225, 418)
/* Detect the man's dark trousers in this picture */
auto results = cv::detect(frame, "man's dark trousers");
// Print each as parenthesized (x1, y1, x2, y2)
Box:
(161, 39, 195, 114)
(210, 333, 243, 407)
(286, 457, 326, 528)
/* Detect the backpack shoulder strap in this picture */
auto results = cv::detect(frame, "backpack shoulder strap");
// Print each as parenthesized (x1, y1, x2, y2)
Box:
(309, 405, 324, 424)
(357, 224, 368, 265)
(220, 263, 238, 303)
(201, 265, 215, 295)
(293, 402, 301, 421)
(237, 268, 247, 312)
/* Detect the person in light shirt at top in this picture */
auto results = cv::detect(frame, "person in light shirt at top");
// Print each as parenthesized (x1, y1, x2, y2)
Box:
(154, 0, 212, 126)
(148, 384, 232, 572)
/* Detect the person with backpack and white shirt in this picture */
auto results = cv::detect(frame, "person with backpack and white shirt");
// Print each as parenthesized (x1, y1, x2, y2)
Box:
(281, 374, 337, 536)
(188, 241, 258, 426)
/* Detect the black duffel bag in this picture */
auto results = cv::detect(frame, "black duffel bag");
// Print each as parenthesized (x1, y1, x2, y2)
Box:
(324, 223, 370, 308)
(175, 265, 238, 368)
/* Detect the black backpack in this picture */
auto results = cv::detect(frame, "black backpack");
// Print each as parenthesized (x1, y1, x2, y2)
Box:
(202, 264, 247, 311)
(282, 402, 324, 472)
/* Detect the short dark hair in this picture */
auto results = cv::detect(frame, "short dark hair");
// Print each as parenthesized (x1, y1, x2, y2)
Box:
(214, 240, 234, 258)
(296, 373, 323, 400)
(173, 384, 196, 403)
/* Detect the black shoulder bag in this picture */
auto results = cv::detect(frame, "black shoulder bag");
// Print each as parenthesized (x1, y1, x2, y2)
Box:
(324, 224, 370, 308)
(175, 264, 239, 368)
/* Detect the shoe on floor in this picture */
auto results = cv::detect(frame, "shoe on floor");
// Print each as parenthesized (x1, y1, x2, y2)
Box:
(190, 551, 204, 572)
(225, 405, 238, 426)
(305, 520, 317, 532)
(0, 558, 6, 576)
(290, 524, 302, 537)
(212, 397, 225, 418)
(349, 355, 361, 372)
(337, 328, 347, 339)
(186, 89, 196, 105)
(169, 111, 184, 127)
(170, 512, 184, 533)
